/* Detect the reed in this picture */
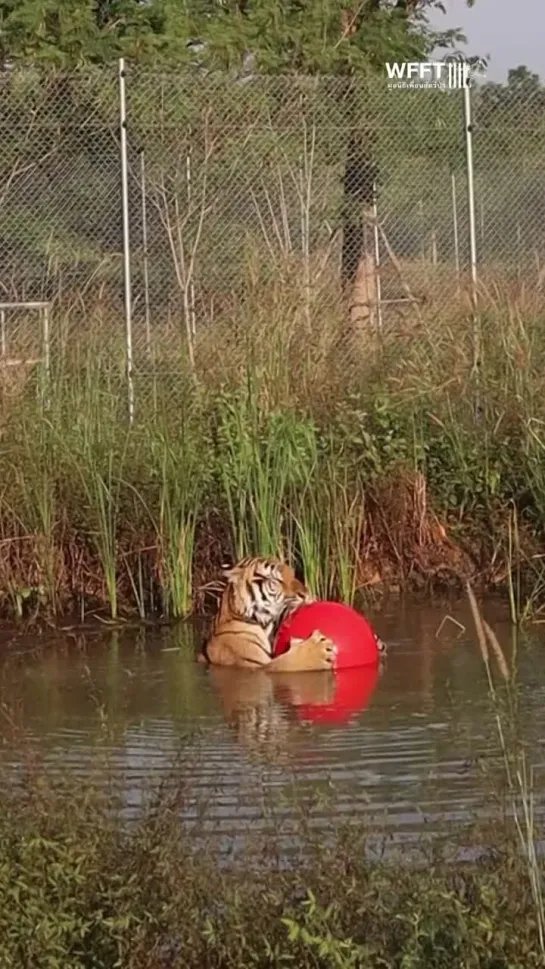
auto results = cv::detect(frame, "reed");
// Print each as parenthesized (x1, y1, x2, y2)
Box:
(215, 386, 317, 561)
(466, 581, 545, 954)
(328, 467, 364, 606)
(46, 378, 128, 620)
(150, 420, 205, 618)
(289, 445, 363, 604)
(290, 479, 331, 599)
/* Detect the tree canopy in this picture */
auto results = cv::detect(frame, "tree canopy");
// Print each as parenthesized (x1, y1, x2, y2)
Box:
(0, 0, 470, 72)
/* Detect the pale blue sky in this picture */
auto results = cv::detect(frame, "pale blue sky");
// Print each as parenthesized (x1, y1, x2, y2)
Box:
(429, 0, 543, 82)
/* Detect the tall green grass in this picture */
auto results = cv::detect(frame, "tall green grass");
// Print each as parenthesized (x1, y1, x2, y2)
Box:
(148, 416, 208, 618)
(216, 386, 317, 561)
(289, 442, 364, 604)
(52, 398, 128, 621)
(0, 419, 57, 615)
(1, 282, 545, 619)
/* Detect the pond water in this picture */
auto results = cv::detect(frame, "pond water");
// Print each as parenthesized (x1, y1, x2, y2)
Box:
(1, 598, 545, 861)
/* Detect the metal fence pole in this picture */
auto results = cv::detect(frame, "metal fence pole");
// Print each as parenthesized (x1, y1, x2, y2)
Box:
(451, 171, 460, 275)
(119, 57, 135, 424)
(42, 303, 50, 410)
(463, 82, 478, 299)
(463, 77, 480, 418)
(451, 171, 461, 298)
(372, 180, 383, 334)
(140, 149, 152, 359)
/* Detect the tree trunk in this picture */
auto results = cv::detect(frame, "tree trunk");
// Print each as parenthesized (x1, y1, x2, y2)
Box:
(341, 130, 379, 335)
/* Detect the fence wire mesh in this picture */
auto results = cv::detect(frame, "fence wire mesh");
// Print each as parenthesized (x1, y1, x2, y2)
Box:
(0, 65, 544, 418)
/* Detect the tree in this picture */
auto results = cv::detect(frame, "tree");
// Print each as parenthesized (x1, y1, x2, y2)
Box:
(0, 0, 469, 71)
(0, 0, 172, 67)
(478, 64, 545, 119)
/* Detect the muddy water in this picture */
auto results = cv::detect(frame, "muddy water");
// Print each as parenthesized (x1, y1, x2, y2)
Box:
(1, 599, 545, 859)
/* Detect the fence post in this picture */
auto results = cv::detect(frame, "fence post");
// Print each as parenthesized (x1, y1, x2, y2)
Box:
(118, 57, 135, 425)
(43, 303, 50, 410)
(372, 180, 383, 334)
(463, 76, 480, 418)
(450, 171, 460, 279)
(463, 81, 478, 300)
(140, 149, 152, 359)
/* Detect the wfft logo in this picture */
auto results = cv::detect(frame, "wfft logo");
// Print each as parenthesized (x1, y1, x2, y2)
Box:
(385, 61, 472, 90)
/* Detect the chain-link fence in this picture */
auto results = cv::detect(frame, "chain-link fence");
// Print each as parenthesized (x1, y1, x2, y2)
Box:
(1, 64, 544, 418)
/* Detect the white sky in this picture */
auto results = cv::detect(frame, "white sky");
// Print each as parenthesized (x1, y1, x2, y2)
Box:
(429, 0, 543, 82)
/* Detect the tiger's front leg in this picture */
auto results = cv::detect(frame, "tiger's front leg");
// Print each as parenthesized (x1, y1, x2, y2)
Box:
(267, 630, 337, 673)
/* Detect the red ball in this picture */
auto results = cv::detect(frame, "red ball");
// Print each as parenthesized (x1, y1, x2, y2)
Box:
(274, 600, 380, 671)
(297, 665, 379, 725)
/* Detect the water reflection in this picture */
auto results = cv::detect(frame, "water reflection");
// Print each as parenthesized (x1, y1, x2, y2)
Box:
(207, 665, 380, 762)
(0, 600, 543, 849)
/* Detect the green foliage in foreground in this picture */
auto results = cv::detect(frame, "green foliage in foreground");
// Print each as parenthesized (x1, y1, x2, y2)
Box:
(0, 765, 543, 969)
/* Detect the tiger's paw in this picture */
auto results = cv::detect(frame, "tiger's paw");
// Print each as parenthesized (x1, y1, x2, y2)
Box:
(290, 629, 337, 672)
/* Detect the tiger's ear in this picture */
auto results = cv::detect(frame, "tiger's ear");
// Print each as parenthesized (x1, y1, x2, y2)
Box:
(220, 563, 239, 581)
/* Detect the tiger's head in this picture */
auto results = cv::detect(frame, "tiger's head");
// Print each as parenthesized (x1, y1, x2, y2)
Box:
(218, 556, 313, 631)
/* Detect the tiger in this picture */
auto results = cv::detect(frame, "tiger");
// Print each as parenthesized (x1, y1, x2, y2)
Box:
(199, 555, 337, 672)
